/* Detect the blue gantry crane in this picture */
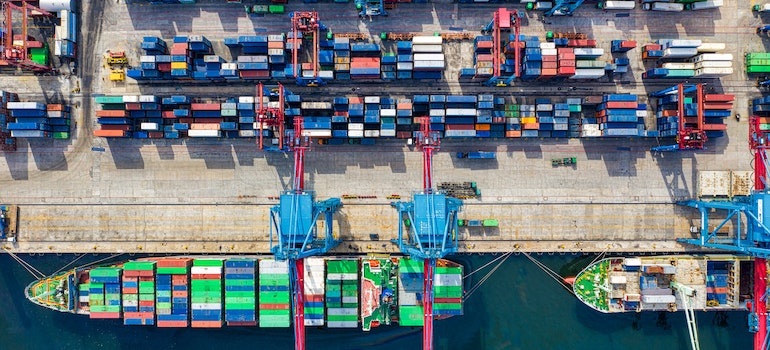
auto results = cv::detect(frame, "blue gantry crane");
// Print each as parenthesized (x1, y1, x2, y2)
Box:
(650, 83, 708, 152)
(482, 8, 521, 87)
(391, 117, 462, 350)
(545, 0, 587, 16)
(677, 116, 770, 350)
(269, 116, 342, 350)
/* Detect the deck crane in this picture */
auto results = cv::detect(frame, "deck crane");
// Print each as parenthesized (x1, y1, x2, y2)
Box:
(255, 83, 286, 150)
(544, 0, 587, 16)
(650, 83, 708, 152)
(676, 115, 770, 350)
(290, 11, 327, 87)
(481, 8, 521, 87)
(391, 117, 463, 350)
(269, 116, 343, 350)
(670, 282, 701, 350)
(2, 0, 54, 72)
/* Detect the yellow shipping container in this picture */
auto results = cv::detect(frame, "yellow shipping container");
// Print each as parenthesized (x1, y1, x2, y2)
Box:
(170, 62, 188, 70)
(521, 117, 537, 124)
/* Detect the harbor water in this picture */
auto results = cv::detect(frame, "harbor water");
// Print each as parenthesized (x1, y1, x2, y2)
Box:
(0, 254, 752, 350)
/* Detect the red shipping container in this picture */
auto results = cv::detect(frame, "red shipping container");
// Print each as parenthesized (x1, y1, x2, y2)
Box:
(93, 130, 127, 137)
(228, 321, 258, 326)
(192, 321, 223, 328)
(191, 274, 221, 280)
(558, 67, 576, 75)
(476, 54, 493, 62)
(557, 48, 574, 54)
(124, 103, 141, 111)
(305, 295, 325, 302)
(643, 44, 662, 51)
(348, 97, 362, 104)
(123, 287, 138, 294)
(703, 103, 734, 110)
(157, 259, 192, 267)
(475, 41, 493, 49)
(170, 48, 188, 55)
(445, 124, 474, 130)
(542, 55, 557, 62)
(26, 41, 43, 48)
(193, 118, 223, 124)
(148, 132, 164, 139)
(662, 110, 679, 117)
(124, 312, 155, 319)
(157, 63, 172, 72)
(621, 40, 637, 48)
(173, 290, 188, 297)
(96, 110, 126, 117)
(542, 61, 557, 69)
(90, 312, 121, 319)
(558, 53, 576, 60)
(190, 103, 220, 111)
(434, 298, 462, 304)
(123, 270, 141, 277)
(559, 60, 576, 67)
(260, 303, 290, 310)
(162, 111, 175, 118)
(703, 124, 727, 131)
(47, 104, 63, 111)
(157, 321, 188, 327)
(139, 300, 155, 307)
(605, 102, 637, 109)
(267, 41, 284, 49)
(396, 131, 411, 139)
(178, 118, 193, 124)
(704, 94, 735, 102)
(240, 70, 270, 78)
(523, 123, 539, 130)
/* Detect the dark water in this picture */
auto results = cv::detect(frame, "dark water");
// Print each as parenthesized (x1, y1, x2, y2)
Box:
(0, 254, 753, 350)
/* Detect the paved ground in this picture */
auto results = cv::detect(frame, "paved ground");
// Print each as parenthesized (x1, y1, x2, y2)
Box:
(0, 0, 763, 253)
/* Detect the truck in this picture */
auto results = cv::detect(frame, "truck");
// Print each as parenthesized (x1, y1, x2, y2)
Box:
(0, 205, 18, 242)
(457, 151, 496, 159)
(643, 2, 684, 11)
(597, 1, 636, 10)
(687, 0, 722, 10)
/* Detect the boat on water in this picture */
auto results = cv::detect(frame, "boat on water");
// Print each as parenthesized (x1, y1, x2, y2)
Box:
(571, 255, 754, 313)
(25, 255, 463, 329)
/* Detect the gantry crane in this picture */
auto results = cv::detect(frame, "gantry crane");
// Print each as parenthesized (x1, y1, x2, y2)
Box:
(2, 0, 54, 72)
(545, 0, 587, 16)
(391, 117, 463, 350)
(269, 116, 342, 350)
(290, 11, 327, 87)
(256, 83, 286, 150)
(355, 0, 386, 17)
(482, 8, 521, 87)
(650, 83, 708, 152)
(677, 115, 770, 350)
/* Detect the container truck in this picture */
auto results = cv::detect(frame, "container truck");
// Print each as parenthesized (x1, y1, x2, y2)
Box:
(597, 1, 635, 10)
(457, 151, 496, 159)
(642, 2, 684, 11)
(687, 0, 722, 10)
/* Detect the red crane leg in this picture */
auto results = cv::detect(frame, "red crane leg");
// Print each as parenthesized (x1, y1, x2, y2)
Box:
(294, 259, 306, 350)
(755, 259, 767, 350)
(423, 260, 435, 350)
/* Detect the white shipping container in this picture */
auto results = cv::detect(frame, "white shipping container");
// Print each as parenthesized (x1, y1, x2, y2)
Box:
(690, 53, 733, 63)
(380, 129, 396, 137)
(691, 0, 723, 10)
(411, 45, 443, 53)
(413, 53, 445, 61)
(541, 49, 558, 56)
(569, 69, 605, 79)
(663, 48, 698, 58)
(536, 104, 553, 112)
(348, 123, 364, 130)
(412, 36, 443, 45)
(650, 2, 684, 11)
(54, 40, 62, 56)
(603, 1, 635, 10)
(139, 95, 157, 103)
(260, 259, 288, 269)
(694, 67, 734, 77)
(434, 274, 462, 286)
(122, 95, 139, 103)
(239, 130, 256, 137)
(348, 130, 364, 138)
(187, 130, 222, 137)
(539, 42, 556, 49)
(239, 96, 255, 104)
(305, 319, 324, 326)
(444, 130, 477, 137)
(79, 296, 89, 303)
(573, 48, 605, 56)
(636, 110, 647, 117)
(364, 96, 380, 104)
(364, 130, 380, 138)
(397, 62, 413, 71)
(8, 102, 45, 109)
(609, 275, 628, 284)
(140, 55, 156, 63)
(661, 62, 695, 70)
(326, 273, 358, 280)
(268, 34, 284, 42)
(301, 102, 333, 109)
(413, 60, 445, 69)
(429, 109, 445, 117)
(696, 42, 726, 53)
(380, 109, 396, 117)
(268, 49, 284, 56)
(328, 308, 358, 316)
(191, 266, 222, 274)
(520, 105, 535, 112)
(123, 300, 139, 307)
(695, 60, 732, 68)
(140, 123, 159, 131)
(191, 303, 221, 310)
(535, 1, 553, 9)
(642, 294, 677, 304)
(221, 63, 237, 70)
(663, 39, 702, 49)
(302, 129, 332, 138)
(445, 108, 477, 116)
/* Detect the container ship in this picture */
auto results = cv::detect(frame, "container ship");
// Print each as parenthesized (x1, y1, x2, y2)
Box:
(25, 256, 463, 329)
(571, 255, 753, 313)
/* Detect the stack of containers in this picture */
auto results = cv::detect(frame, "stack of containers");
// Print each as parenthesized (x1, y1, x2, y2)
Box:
(433, 263, 463, 317)
(397, 258, 424, 327)
(429, 95, 445, 137)
(706, 261, 730, 305)
(333, 38, 351, 80)
(135, 95, 164, 139)
(220, 99, 239, 138)
(641, 43, 664, 60)
(203, 55, 224, 80)
(473, 35, 493, 78)
(129, 36, 167, 80)
(645, 39, 700, 79)
(380, 97, 396, 138)
(93, 96, 129, 137)
(259, 259, 291, 328)
(162, 95, 192, 138)
(156, 258, 191, 327)
(572, 47, 605, 80)
(7, 101, 49, 138)
(520, 102, 538, 137)
(170, 36, 194, 79)
(350, 43, 381, 79)
(361, 96, 379, 139)
(396, 98, 413, 139)
(521, 36, 541, 80)
(567, 98, 583, 138)
(239, 95, 259, 138)
(238, 55, 270, 80)
(348, 97, 364, 139)
(396, 41, 413, 79)
(535, 99, 553, 138)
(552, 102, 569, 138)
(557, 47, 576, 77)
(539, 42, 557, 79)
(326, 259, 359, 328)
(191, 259, 223, 328)
(239, 36, 269, 55)
(122, 261, 156, 326)
(503, 98, 521, 138)
(746, 53, 770, 74)
(0, 91, 18, 150)
(412, 95, 429, 137)
(189, 102, 222, 137)
(503, 34, 523, 77)
(381, 54, 397, 80)
(610, 40, 637, 54)
(331, 97, 349, 140)
(301, 101, 333, 138)
(444, 95, 476, 138)
(224, 258, 257, 326)
(752, 96, 770, 120)
(580, 96, 603, 137)
(702, 93, 733, 137)
(484, 95, 505, 138)
(268, 34, 287, 80)
(54, 10, 77, 58)
(318, 40, 335, 81)
(189, 35, 213, 80)
(412, 36, 444, 79)
(78, 282, 90, 310)
(690, 53, 733, 78)
(89, 267, 122, 319)
(304, 258, 326, 327)
(597, 94, 642, 136)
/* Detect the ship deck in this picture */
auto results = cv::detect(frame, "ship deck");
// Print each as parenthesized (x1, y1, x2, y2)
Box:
(0, 0, 760, 254)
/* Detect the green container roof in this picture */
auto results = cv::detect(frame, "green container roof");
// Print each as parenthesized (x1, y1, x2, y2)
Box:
(193, 259, 223, 267)
(398, 306, 424, 326)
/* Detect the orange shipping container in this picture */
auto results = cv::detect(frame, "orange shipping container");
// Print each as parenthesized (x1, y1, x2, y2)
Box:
(267, 41, 284, 49)
(703, 124, 727, 131)
(93, 129, 126, 137)
(397, 103, 412, 110)
(475, 124, 491, 131)
(662, 110, 679, 117)
(542, 55, 557, 62)
(47, 104, 63, 111)
(541, 68, 557, 76)
(96, 110, 126, 117)
(190, 123, 220, 130)
(505, 130, 521, 138)
(523, 123, 539, 130)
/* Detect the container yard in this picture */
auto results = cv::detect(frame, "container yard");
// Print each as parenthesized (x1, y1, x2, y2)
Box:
(2, 0, 770, 349)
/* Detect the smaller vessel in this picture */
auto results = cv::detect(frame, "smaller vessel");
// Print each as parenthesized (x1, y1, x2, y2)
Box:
(571, 255, 753, 313)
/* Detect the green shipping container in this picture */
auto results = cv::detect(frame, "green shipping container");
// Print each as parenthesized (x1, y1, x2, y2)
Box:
(139, 293, 154, 301)
(327, 314, 358, 322)
(90, 268, 122, 277)
(747, 53, 770, 60)
(226, 303, 256, 310)
(748, 65, 770, 73)
(398, 306, 424, 326)
(305, 307, 324, 315)
(433, 303, 462, 310)
(259, 309, 290, 316)
(193, 259, 223, 267)
(225, 297, 256, 304)
(156, 291, 171, 297)
(156, 267, 187, 275)
(156, 302, 171, 309)
(268, 5, 284, 14)
(122, 294, 138, 301)
(123, 261, 155, 271)
(225, 279, 254, 286)
(94, 96, 124, 104)
(435, 267, 462, 275)
(761, 124, 770, 131)
(434, 286, 463, 296)
(260, 293, 290, 304)
(327, 260, 358, 274)
(52, 132, 69, 139)
(79, 283, 90, 291)
(90, 306, 107, 312)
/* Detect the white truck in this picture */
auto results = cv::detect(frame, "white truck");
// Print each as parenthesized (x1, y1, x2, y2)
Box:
(642, 2, 685, 12)
(599, 1, 636, 10)
(689, 0, 723, 10)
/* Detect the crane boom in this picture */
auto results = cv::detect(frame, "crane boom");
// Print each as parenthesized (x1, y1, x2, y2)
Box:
(670, 282, 700, 350)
